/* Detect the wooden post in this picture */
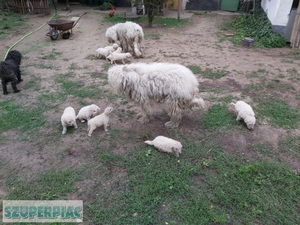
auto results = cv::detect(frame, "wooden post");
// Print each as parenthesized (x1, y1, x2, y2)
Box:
(66, 0, 70, 11)
(290, 1, 300, 49)
(177, 0, 180, 21)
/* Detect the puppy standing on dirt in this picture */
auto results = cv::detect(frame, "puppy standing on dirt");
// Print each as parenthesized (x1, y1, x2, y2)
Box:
(61, 106, 78, 135)
(0, 50, 23, 95)
(87, 107, 113, 137)
(230, 101, 256, 130)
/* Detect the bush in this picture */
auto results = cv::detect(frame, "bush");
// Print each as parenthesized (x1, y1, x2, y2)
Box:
(224, 10, 287, 48)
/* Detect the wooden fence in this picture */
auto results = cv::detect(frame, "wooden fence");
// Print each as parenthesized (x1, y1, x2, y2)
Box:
(6, 0, 50, 14)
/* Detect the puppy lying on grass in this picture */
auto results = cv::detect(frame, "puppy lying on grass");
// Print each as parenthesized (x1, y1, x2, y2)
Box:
(0, 50, 23, 95)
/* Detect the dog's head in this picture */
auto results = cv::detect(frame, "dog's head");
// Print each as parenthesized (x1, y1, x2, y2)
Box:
(104, 107, 114, 114)
(245, 116, 256, 130)
(112, 43, 119, 49)
(89, 104, 101, 117)
(171, 146, 182, 157)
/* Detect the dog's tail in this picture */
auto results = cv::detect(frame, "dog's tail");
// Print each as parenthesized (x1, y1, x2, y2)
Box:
(190, 98, 206, 110)
(144, 140, 154, 146)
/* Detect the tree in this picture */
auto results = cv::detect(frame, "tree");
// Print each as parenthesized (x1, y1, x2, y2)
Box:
(134, 0, 169, 27)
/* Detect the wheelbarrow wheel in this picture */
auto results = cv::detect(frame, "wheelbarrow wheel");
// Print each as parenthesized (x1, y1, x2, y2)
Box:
(49, 28, 58, 40)
(62, 31, 70, 39)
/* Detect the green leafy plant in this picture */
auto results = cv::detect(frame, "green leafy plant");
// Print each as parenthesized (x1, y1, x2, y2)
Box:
(223, 10, 286, 48)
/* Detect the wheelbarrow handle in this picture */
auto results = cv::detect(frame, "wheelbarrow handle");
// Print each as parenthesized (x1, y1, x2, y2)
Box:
(72, 12, 87, 28)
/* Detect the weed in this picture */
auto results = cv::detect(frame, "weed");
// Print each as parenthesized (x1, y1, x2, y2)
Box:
(223, 11, 286, 48)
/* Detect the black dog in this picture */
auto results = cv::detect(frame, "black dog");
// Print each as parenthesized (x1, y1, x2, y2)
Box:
(0, 50, 23, 95)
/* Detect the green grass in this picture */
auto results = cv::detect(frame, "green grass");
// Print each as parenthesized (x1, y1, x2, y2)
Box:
(37, 63, 55, 70)
(201, 69, 229, 79)
(253, 143, 275, 157)
(6, 169, 82, 200)
(279, 135, 300, 159)
(200, 104, 237, 130)
(86, 136, 300, 224)
(145, 32, 161, 40)
(208, 95, 234, 104)
(23, 76, 42, 91)
(40, 49, 63, 60)
(68, 63, 82, 71)
(102, 63, 111, 71)
(187, 65, 229, 79)
(85, 54, 100, 60)
(55, 73, 103, 99)
(0, 11, 27, 40)
(0, 100, 45, 132)
(257, 100, 299, 128)
(187, 65, 202, 74)
(174, 157, 300, 224)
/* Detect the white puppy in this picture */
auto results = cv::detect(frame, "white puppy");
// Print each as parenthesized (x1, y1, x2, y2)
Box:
(76, 104, 101, 123)
(96, 43, 119, 59)
(230, 101, 256, 129)
(87, 107, 113, 137)
(106, 52, 132, 65)
(145, 136, 183, 157)
(61, 106, 78, 135)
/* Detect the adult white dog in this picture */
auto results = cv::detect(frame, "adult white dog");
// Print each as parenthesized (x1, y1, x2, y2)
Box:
(108, 62, 206, 128)
(105, 21, 144, 57)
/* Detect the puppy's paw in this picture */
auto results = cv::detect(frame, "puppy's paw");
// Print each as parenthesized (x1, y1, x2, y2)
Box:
(14, 90, 20, 93)
(3, 92, 9, 95)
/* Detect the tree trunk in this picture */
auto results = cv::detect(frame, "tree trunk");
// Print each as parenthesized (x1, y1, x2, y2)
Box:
(147, 6, 154, 27)
(66, 0, 70, 11)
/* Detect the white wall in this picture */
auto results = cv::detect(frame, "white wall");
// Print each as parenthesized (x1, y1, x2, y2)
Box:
(261, 0, 293, 26)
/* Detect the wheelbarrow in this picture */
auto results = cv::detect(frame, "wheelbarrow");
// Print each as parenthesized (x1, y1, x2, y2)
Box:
(46, 12, 87, 40)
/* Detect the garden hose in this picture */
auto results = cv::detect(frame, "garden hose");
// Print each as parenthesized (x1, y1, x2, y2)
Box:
(3, 13, 57, 61)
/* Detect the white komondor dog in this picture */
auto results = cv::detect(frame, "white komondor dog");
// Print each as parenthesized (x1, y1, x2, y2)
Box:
(105, 21, 144, 57)
(108, 62, 206, 128)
